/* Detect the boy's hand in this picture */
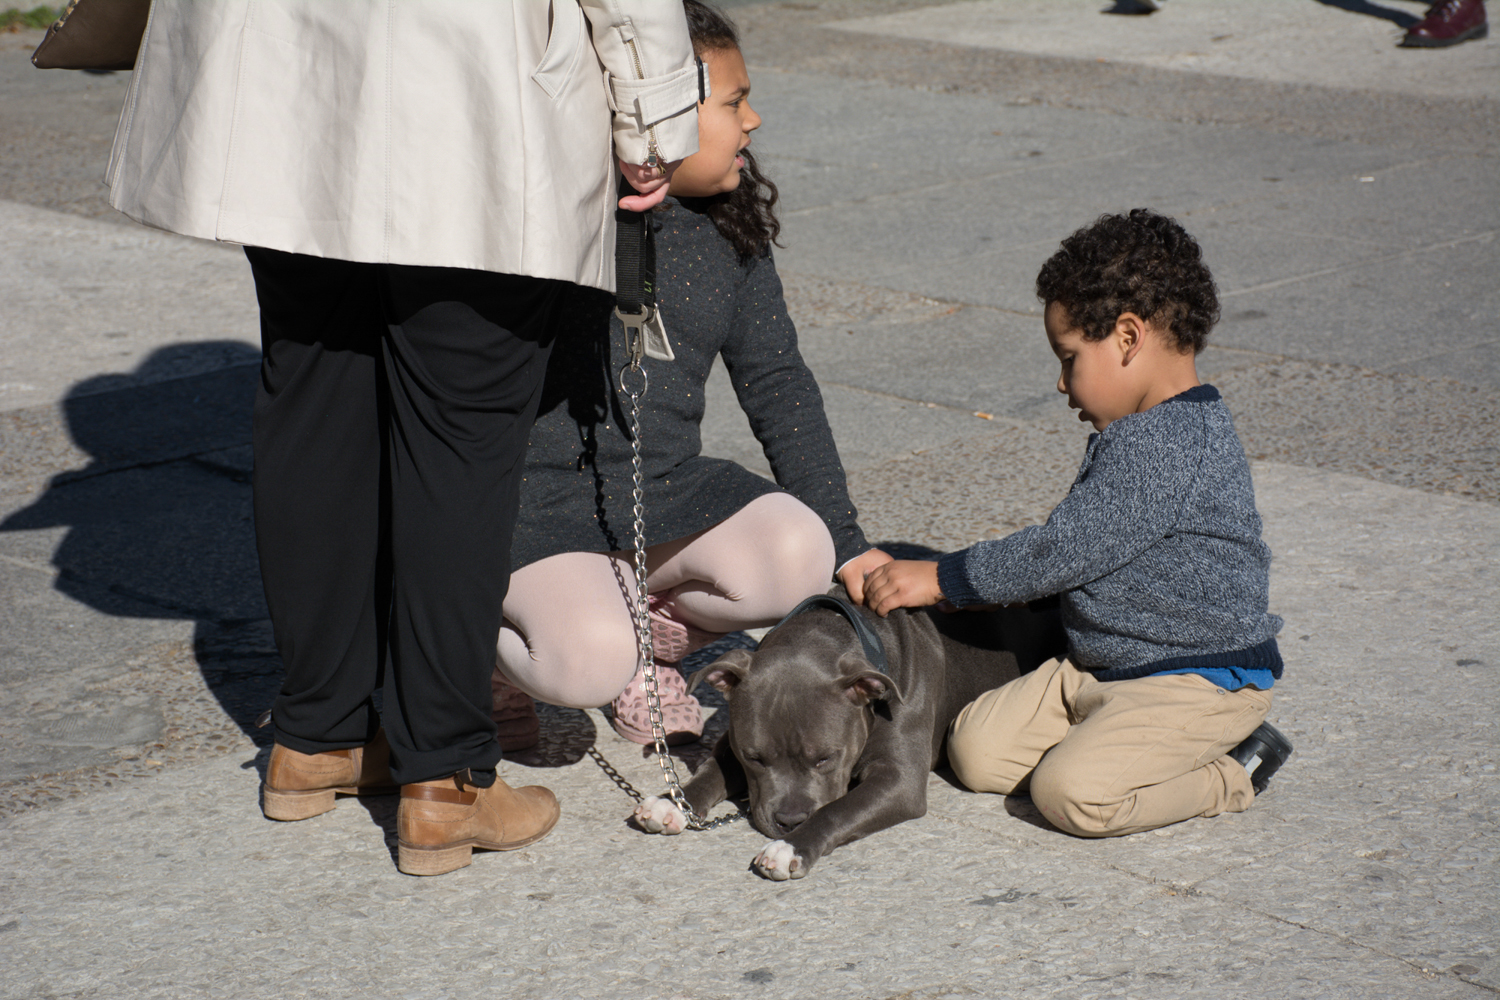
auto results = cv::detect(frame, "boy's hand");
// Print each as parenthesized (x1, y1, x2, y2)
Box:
(863, 560, 944, 618)
(838, 548, 894, 604)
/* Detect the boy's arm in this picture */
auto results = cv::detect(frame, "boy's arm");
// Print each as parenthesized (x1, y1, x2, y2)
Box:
(939, 423, 1202, 608)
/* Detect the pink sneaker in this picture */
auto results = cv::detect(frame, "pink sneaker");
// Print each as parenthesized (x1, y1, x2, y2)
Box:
(610, 596, 724, 745)
(647, 594, 724, 663)
(611, 661, 704, 746)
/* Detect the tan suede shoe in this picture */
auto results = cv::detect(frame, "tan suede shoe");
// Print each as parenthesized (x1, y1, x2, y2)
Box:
(261, 729, 398, 821)
(397, 770, 560, 876)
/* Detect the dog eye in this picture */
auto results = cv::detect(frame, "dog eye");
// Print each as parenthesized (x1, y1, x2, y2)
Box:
(812, 756, 832, 769)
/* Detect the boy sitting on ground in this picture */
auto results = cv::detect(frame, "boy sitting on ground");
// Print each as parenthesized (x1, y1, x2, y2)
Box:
(859, 209, 1292, 838)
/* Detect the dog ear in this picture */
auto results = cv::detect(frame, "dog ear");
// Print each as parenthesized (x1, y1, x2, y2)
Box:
(689, 648, 753, 696)
(836, 654, 904, 706)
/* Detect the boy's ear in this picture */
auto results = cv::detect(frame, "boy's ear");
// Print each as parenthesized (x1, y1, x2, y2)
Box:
(1113, 312, 1148, 365)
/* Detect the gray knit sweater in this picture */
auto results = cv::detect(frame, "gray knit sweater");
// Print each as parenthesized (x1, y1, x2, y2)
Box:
(937, 385, 1283, 681)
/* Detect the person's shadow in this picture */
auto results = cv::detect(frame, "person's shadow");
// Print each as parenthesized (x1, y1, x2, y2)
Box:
(1105, 0, 1420, 23)
(0, 342, 282, 755)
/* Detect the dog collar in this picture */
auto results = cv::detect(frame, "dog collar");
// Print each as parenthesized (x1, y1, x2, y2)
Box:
(768, 594, 890, 675)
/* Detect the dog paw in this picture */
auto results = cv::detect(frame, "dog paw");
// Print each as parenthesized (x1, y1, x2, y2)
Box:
(751, 840, 807, 880)
(632, 795, 687, 835)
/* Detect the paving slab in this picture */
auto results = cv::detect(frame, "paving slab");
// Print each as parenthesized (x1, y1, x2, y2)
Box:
(832, 0, 1500, 102)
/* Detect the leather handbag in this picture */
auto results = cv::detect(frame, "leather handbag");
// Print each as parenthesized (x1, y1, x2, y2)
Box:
(31, 0, 151, 71)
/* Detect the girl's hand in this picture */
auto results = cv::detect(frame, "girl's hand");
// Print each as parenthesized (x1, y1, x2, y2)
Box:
(863, 560, 944, 618)
(838, 548, 894, 604)
(618, 158, 682, 211)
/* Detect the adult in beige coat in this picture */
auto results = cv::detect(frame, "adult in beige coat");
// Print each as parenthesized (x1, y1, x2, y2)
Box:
(106, 0, 700, 876)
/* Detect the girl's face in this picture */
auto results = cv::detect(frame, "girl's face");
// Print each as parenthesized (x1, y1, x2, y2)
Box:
(669, 45, 761, 198)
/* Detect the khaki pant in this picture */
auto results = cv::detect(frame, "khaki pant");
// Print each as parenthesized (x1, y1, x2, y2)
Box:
(948, 657, 1270, 838)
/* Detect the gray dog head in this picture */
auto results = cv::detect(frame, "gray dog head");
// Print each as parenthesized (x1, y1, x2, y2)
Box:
(694, 620, 905, 839)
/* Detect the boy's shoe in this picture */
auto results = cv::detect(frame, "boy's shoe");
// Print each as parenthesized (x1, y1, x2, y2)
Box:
(491, 670, 541, 752)
(261, 729, 398, 821)
(1401, 0, 1488, 47)
(397, 769, 560, 876)
(1228, 722, 1294, 795)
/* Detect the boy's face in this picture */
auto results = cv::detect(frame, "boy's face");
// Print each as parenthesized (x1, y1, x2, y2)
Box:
(1045, 302, 1142, 432)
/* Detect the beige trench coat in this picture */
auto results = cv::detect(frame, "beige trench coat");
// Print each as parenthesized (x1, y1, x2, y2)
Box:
(106, 0, 700, 290)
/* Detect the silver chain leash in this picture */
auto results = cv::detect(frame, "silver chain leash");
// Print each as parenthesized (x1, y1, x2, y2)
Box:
(618, 325, 740, 832)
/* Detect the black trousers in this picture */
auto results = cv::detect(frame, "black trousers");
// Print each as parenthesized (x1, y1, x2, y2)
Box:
(245, 247, 559, 785)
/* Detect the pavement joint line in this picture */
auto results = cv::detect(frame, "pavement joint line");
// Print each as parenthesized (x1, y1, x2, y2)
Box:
(815, 378, 1029, 419)
(36, 439, 254, 489)
(1221, 228, 1499, 298)
(1382, 340, 1500, 376)
(779, 155, 1123, 218)
(0, 551, 53, 576)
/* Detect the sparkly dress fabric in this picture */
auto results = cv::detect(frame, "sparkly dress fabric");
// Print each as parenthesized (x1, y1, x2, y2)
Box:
(510, 198, 868, 572)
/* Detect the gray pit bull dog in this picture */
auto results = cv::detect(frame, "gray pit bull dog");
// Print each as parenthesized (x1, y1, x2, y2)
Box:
(632, 589, 1064, 880)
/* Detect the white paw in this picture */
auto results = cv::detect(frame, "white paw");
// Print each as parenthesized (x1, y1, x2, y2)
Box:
(752, 839, 806, 881)
(632, 795, 686, 835)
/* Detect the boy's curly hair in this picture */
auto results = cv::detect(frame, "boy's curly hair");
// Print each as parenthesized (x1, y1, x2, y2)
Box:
(1035, 209, 1219, 354)
(676, 0, 782, 261)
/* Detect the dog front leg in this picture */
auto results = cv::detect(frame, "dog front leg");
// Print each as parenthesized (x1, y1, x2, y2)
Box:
(751, 760, 926, 881)
(632, 733, 746, 835)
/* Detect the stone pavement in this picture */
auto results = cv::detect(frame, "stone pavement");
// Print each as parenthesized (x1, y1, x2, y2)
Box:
(1, 2, 1496, 998)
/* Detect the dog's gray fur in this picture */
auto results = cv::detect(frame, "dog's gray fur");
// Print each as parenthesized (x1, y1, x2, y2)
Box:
(633, 590, 1064, 879)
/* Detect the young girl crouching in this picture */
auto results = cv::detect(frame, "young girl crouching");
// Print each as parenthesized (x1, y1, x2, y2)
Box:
(493, 0, 888, 748)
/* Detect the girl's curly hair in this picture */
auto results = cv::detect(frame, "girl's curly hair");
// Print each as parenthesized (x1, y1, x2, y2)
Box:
(1035, 209, 1219, 354)
(674, 0, 782, 261)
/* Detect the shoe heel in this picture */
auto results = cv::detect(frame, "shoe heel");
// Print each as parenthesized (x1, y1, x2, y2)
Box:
(398, 841, 473, 876)
(262, 785, 337, 821)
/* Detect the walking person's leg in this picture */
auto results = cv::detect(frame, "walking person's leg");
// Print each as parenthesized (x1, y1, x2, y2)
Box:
(246, 247, 398, 821)
(376, 265, 565, 875)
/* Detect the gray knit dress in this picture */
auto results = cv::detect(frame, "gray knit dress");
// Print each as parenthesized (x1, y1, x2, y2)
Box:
(510, 199, 868, 572)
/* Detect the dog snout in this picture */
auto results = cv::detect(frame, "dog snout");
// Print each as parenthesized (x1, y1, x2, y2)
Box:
(772, 805, 811, 834)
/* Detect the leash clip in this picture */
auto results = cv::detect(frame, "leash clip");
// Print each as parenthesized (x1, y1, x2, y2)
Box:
(616, 303, 652, 369)
(615, 303, 676, 366)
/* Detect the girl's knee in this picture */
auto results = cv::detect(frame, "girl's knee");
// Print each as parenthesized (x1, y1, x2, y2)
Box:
(503, 619, 638, 708)
(752, 497, 835, 586)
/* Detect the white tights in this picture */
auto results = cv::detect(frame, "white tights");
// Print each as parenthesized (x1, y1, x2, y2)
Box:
(496, 492, 836, 708)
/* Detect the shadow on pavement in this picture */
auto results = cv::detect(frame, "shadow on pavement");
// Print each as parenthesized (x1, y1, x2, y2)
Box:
(0, 342, 280, 752)
(1312, 0, 1421, 26)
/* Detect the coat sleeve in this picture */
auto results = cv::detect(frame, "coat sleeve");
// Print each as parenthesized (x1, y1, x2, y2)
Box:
(936, 415, 1204, 607)
(719, 252, 872, 570)
(578, 0, 700, 166)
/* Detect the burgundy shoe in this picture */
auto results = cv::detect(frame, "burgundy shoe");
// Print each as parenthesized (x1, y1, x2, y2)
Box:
(1401, 0, 1488, 47)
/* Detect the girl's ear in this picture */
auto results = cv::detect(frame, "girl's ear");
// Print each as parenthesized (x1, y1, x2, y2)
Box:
(1113, 312, 1147, 365)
